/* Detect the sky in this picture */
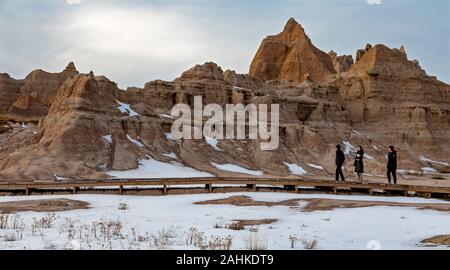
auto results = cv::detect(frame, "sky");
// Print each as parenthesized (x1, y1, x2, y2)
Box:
(0, 0, 449, 88)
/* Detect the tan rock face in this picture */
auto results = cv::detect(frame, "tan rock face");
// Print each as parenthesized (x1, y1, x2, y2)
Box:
(0, 62, 79, 122)
(249, 18, 336, 83)
(329, 50, 354, 73)
(0, 18, 449, 181)
(0, 73, 23, 117)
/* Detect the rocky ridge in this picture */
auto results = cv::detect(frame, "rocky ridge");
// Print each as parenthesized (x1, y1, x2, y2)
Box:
(0, 18, 449, 181)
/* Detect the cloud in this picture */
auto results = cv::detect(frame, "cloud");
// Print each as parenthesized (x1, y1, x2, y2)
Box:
(66, 0, 81, 5)
(367, 0, 382, 5)
(49, 5, 241, 87)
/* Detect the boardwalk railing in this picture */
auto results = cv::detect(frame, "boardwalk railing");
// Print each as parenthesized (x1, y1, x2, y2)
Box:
(0, 177, 449, 198)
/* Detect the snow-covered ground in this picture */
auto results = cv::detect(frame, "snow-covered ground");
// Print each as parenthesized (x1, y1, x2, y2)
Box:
(211, 163, 264, 176)
(0, 192, 449, 250)
(109, 158, 213, 178)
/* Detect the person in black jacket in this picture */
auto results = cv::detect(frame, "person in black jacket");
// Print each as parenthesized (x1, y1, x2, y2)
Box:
(335, 144, 346, 182)
(387, 146, 398, 184)
(354, 146, 364, 183)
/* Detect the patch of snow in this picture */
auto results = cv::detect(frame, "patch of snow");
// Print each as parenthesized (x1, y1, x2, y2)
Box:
(211, 162, 264, 176)
(165, 132, 174, 140)
(102, 135, 113, 144)
(422, 167, 438, 174)
(116, 100, 139, 117)
(163, 152, 177, 159)
(21, 122, 27, 129)
(372, 144, 379, 150)
(126, 135, 145, 148)
(284, 162, 309, 176)
(343, 142, 374, 159)
(342, 141, 356, 155)
(307, 163, 324, 171)
(205, 137, 223, 151)
(418, 156, 449, 166)
(53, 174, 68, 181)
(159, 114, 175, 119)
(233, 86, 245, 90)
(109, 158, 213, 179)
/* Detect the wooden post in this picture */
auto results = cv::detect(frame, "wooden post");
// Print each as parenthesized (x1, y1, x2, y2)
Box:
(119, 185, 123, 195)
(25, 186, 30, 196)
(333, 186, 337, 195)
(295, 185, 299, 193)
(205, 183, 212, 193)
(72, 186, 77, 194)
(369, 189, 373, 196)
(163, 184, 168, 195)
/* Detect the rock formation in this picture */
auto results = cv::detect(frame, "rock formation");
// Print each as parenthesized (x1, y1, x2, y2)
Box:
(328, 50, 354, 73)
(249, 18, 336, 83)
(0, 18, 449, 181)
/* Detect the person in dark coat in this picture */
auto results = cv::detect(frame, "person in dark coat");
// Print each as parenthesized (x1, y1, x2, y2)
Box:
(387, 146, 398, 184)
(354, 146, 364, 183)
(335, 144, 346, 182)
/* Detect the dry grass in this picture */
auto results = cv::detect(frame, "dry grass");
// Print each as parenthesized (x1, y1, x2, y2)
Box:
(245, 232, 267, 250)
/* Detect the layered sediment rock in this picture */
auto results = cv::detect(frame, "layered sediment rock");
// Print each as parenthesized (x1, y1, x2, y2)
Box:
(0, 18, 449, 181)
(249, 18, 336, 83)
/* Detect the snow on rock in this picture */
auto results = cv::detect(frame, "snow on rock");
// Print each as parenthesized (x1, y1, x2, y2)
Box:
(307, 163, 324, 171)
(343, 141, 374, 160)
(165, 132, 174, 140)
(284, 162, 309, 176)
(211, 162, 264, 176)
(422, 167, 438, 174)
(109, 158, 213, 178)
(159, 114, 175, 119)
(53, 174, 68, 181)
(163, 152, 177, 159)
(418, 156, 449, 166)
(116, 100, 139, 117)
(205, 137, 223, 151)
(342, 141, 356, 155)
(102, 135, 113, 144)
(126, 134, 145, 148)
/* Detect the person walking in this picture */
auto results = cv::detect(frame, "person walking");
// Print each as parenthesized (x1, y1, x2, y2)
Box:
(387, 146, 398, 184)
(354, 146, 364, 183)
(335, 144, 346, 182)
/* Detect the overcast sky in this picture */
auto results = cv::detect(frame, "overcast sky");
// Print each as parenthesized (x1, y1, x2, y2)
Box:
(0, 0, 449, 88)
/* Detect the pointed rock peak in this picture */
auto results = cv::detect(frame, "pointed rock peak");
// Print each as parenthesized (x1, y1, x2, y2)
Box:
(281, 17, 307, 41)
(64, 62, 77, 72)
(249, 18, 335, 83)
(399, 45, 407, 58)
(285, 17, 300, 27)
(63, 62, 79, 77)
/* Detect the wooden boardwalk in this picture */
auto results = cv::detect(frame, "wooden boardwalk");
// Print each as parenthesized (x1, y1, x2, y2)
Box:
(0, 177, 449, 199)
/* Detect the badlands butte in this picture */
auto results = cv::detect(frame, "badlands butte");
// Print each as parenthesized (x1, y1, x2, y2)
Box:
(0, 18, 449, 182)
